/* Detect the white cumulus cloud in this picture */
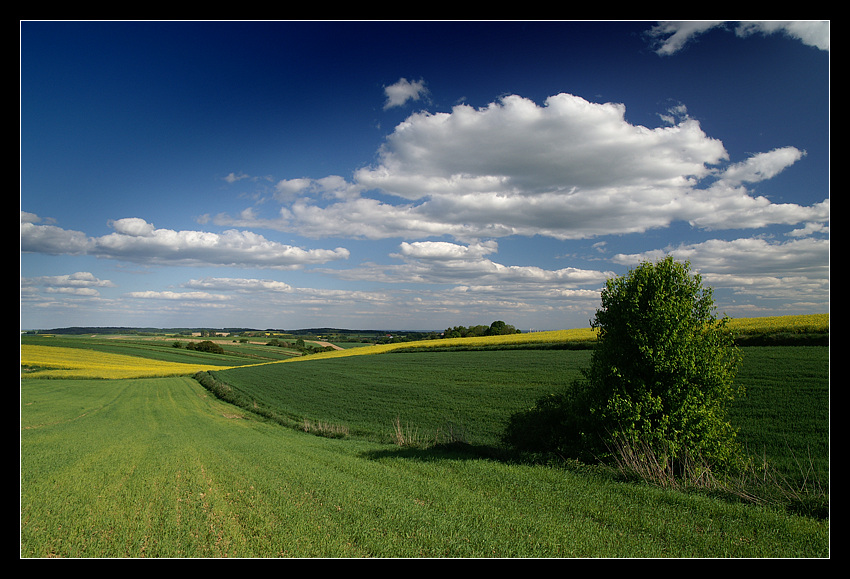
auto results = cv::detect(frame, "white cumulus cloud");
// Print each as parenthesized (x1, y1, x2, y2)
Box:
(218, 92, 822, 242)
(21, 213, 350, 270)
(647, 20, 830, 55)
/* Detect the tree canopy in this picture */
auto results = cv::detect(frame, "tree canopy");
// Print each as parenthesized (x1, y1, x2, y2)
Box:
(505, 257, 744, 473)
(444, 321, 520, 338)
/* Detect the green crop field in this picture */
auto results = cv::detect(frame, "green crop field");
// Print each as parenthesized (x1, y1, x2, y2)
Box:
(204, 347, 830, 487)
(730, 347, 830, 486)
(204, 349, 593, 445)
(20, 316, 830, 558)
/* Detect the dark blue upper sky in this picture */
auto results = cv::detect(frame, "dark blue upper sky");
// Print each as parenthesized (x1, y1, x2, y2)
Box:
(21, 21, 829, 330)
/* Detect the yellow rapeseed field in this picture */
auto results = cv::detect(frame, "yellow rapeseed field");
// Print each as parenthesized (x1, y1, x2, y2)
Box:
(727, 313, 829, 334)
(20, 345, 234, 380)
(283, 314, 828, 363)
(282, 327, 599, 363)
(20, 314, 827, 377)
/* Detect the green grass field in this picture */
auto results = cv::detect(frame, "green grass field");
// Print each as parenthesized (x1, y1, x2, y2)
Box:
(21, 372, 827, 557)
(204, 346, 830, 507)
(20, 319, 830, 558)
(730, 347, 830, 488)
(206, 349, 593, 444)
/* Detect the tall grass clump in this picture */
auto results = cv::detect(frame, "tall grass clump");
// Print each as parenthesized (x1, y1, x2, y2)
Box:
(391, 415, 471, 449)
(302, 418, 350, 439)
(606, 435, 828, 518)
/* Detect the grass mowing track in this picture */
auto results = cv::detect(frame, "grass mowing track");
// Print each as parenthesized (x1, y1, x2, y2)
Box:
(21, 366, 828, 557)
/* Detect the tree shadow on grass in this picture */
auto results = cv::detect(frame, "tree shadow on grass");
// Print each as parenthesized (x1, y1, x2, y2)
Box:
(357, 440, 618, 488)
(359, 441, 515, 463)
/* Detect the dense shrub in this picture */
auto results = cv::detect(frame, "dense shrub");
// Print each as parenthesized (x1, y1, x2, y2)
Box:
(186, 340, 225, 354)
(505, 257, 745, 473)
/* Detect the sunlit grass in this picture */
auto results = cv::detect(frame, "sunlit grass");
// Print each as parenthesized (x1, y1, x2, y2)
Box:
(19, 315, 829, 557)
(21, 375, 829, 557)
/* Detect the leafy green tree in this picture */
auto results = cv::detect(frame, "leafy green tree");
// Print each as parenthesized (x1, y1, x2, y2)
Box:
(444, 321, 521, 338)
(585, 256, 743, 468)
(468, 324, 489, 337)
(505, 256, 744, 472)
(487, 320, 519, 335)
(183, 340, 225, 354)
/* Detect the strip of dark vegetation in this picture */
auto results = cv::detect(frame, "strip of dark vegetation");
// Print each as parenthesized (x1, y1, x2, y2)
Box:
(395, 341, 599, 353)
(392, 332, 828, 353)
(733, 332, 828, 346)
(194, 370, 305, 431)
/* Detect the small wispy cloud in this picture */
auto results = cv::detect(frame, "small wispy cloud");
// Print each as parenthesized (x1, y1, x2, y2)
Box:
(646, 21, 830, 56)
(383, 77, 429, 110)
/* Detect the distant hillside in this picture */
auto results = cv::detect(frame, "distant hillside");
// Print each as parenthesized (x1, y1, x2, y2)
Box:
(23, 326, 436, 336)
(25, 327, 261, 335)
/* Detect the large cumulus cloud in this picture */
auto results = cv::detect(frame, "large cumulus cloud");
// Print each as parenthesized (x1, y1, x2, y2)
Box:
(214, 93, 826, 242)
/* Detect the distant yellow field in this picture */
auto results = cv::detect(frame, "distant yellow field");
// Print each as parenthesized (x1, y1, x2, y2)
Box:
(284, 314, 829, 363)
(282, 327, 600, 363)
(20, 345, 233, 380)
(727, 314, 829, 334)
(20, 314, 828, 378)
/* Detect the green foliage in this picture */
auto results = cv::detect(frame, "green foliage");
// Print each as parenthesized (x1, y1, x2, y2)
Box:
(487, 320, 520, 335)
(443, 320, 520, 339)
(502, 387, 593, 460)
(588, 257, 744, 468)
(506, 257, 745, 473)
(185, 340, 226, 354)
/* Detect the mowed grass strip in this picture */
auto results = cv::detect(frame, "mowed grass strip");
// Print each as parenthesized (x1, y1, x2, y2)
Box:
(21, 376, 828, 557)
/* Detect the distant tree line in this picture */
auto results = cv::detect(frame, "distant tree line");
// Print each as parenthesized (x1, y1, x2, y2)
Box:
(265, 338, 337, 355)
(172, 340, 225, 354)
(443, 321, 520, 339)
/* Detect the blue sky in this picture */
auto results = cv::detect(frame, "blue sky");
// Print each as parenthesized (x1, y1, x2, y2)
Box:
(20, 21, 830, 331)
